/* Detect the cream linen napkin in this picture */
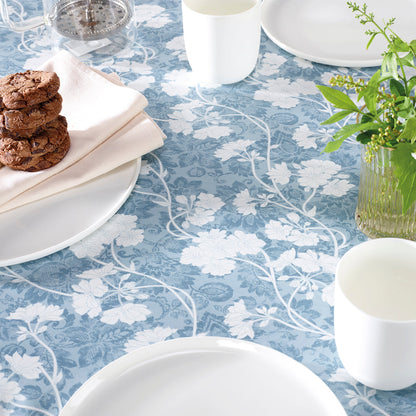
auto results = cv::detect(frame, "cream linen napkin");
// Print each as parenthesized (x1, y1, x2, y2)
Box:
(0, 50, 165, 213)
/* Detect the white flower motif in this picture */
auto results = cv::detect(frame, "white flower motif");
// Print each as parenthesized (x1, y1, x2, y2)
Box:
(71, 214, 144, 258)
(134, 5, 171, 28)
(254, 78, 299, 108)
(101, 303, 151, 325)
(181, 240, 236, 276)
(296, 159, 341, 189)
(5, 353, 42, 380)
(227, 231, 265, 255)
(169, 112, 195, 135)
(113, 217, 144, 247)
(192, 229, 236, 256)
(124, 327, 177, 352)
(289, 276, 318, 298)
(0, 373, 22, 403)
(318, 253, 339, 274)
(194, 125, 232, 140)
(322, 281, 335, 307)
(179, 193, 224, 228)
(265, 220, 292, 240)
(195, 193, 225, 211)
(72, 278, 108, 318)
(168, 102, 200, 134)
(233, 189, 257, 216)
(266, 217, 320, 247)
(166, 35, 187, 60)
(181, 229, 264, 276)
(267, 162, 291, 185)
(294, 57, 313, 69)
(254, 78, 316, 108)
(225, 300, 254, 339)
(293, 124, 318, 149)
(293, 250, 320, 273)
(214, 139, 254, 161)
(288, 230, 320, 246)
(162, 69, 193, 97)
(322, 179, 354, 197)
(294, 124, 338, 149)
(7, 303, 63, 324)
(268, 248, 296, 272)
(293, 79, 320, 95)
(256, 52, 286, 76)
(185, 207, 216, 227)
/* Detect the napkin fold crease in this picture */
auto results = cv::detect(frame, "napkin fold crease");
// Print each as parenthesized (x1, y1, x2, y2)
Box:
(0, 50, 165, 214)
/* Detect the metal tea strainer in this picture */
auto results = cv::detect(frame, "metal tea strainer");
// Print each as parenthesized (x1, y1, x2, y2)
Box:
(49, 0, 133, 41)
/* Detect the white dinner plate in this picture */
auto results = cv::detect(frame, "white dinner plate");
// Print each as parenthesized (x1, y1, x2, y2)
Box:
(61, 337, 347, 416)
(0, 159, 140, 267)
(261, 0, 416, 67)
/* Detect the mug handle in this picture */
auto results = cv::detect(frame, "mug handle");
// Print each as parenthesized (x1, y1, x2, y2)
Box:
(0, 1, 44, 32)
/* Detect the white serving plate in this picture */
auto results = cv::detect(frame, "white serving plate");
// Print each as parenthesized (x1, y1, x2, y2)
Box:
(262, 0, 416, 67)
(0, 159, 140, 266)
(61, 337, 347, 416)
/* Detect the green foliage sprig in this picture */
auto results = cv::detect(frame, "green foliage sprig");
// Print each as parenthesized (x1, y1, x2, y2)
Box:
(317, 2, 416, 213)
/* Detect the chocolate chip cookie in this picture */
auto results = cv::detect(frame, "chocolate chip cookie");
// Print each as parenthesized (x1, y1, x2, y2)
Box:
(4, 131, 71, 172)
(0, 93, 63, 133)
(0, 116, 68, 162)
(0, 70, 60, 109)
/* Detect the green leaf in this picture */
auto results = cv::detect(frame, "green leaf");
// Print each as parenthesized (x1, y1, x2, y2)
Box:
(391, 143, 416, 213)
(320, 110, 354, 125)
(333, 122, 379, 139)
(399, 52, 416, 68)
(359, 70, 380, 114)
(324, 122, 380, 153)
(390, 37, 410, 53)
(361, 112, 377, 123)
(409, 39, 416, 56)
(356, 130, 377, 144)
(397, 97, 415, 119)
(382, 52, 399, 79)
(390, 78, 405, 97)
(366, 32, 377, 49)
(378, 72, 394, 83)
(316, 85, 359, 111)
(397, 116, 416, 143)
(406, 76, 416, 95)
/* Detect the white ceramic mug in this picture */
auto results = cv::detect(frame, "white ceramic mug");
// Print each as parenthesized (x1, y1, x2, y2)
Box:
(181, 0, 261, 84)
(334, 238, 416, 391)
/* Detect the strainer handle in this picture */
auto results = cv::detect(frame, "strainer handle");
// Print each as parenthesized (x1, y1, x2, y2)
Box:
(0, 0, 45, 32)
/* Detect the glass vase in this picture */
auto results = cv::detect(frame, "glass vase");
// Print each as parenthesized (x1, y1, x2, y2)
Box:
(355, 145, 416, 240)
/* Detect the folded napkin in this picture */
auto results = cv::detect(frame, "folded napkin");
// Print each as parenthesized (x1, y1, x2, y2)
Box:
(0, 50, 165, 213)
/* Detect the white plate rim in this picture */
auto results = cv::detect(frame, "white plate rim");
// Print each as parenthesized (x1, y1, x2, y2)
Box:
(61, 336, 347, 416)
(260, 0, 384, 67)
(0, 158, 140, 267)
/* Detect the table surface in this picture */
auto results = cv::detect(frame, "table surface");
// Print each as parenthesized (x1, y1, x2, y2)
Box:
(1, 1, 415, 415)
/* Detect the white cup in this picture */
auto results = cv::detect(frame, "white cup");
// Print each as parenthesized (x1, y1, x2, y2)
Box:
(334, 238, 416, 391)
(181, 0, 261, 84)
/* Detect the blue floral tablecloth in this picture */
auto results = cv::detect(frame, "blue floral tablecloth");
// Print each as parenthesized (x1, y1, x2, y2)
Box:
(0, 1, 415, 415)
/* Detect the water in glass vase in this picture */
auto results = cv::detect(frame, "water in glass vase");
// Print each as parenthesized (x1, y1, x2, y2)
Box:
(355, 146, 416, 240)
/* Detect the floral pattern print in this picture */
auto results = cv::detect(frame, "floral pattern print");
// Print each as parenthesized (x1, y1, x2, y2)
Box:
(0, 1, 412, 416)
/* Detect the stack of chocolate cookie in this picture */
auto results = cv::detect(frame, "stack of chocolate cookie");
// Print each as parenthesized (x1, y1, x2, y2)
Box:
(0, 70, 70, 172)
